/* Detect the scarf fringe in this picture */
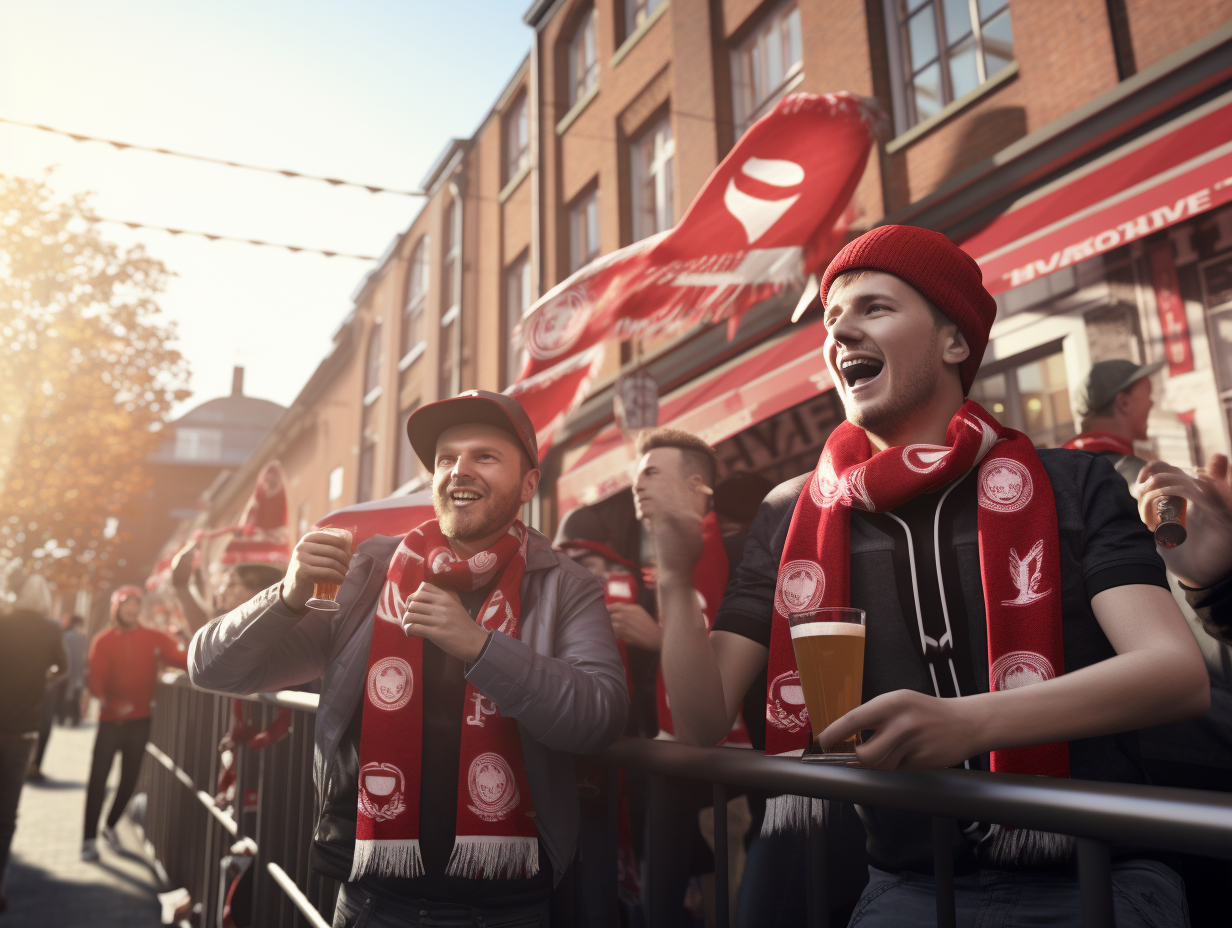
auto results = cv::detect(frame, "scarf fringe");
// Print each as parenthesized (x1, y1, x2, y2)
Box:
(760, 794, 829, 836)
(446, 835, 540, 879)
(349, 838, 424, 881)
(979, 824, 1075, 867)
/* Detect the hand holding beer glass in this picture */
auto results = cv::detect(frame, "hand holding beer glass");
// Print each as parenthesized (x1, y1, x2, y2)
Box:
(788, 606, 866, 763)
(299, 526, 355, 611)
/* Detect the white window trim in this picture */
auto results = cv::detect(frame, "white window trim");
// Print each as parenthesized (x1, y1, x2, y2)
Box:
(556, 82, 600, 136)
(362, 385, 383, 407)
(737, 65, 804, 137)
(499, 162, 532, 203)
(398, 340, 427, 371)
(611, 0, 669, 69)
(884, 61, 1018, 154)
(441, 305, 460, 327)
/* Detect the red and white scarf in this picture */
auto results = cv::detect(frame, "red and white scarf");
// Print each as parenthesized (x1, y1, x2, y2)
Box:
(351, 520, 538, 881)
(767, 401, 1069, 792)
(1061, 431, 1135, 456)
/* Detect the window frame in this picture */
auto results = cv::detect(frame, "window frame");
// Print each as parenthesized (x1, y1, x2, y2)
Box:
(504, 252, 532, 387)
(504, 92, 530, 183)
(884, 0, 1014, 135)
(569, 186, 600, 274)
(730, 0, 803, 138)
(363, 321, 383, 399)
(630, 113, 675, 243)
(568, 8, 599, 108)
(402, 236, 429, 363)
(623, 0, 664, 44)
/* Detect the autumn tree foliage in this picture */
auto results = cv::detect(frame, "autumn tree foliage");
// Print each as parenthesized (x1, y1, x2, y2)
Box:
(0, 173, 189, 595)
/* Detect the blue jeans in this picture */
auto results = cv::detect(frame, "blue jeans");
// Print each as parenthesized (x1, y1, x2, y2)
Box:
(332, 882, 549, 928)
(848, 860, 1190, 928)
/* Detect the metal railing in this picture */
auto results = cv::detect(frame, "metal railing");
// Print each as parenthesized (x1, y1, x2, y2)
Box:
(138, 674, 1232, 928)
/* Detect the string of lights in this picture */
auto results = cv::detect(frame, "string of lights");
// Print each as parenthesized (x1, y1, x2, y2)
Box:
(0, 115, 426, 197)
(85, 213, 379, 261)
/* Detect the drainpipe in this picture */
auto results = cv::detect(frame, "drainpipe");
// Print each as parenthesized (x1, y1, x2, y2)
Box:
(529, 29, 542, 301)
(448, 176, 464, 396)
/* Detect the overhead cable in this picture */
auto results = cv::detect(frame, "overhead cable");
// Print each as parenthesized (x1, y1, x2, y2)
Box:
(85, 213, 378, 261)
(0, 115, 426, 198)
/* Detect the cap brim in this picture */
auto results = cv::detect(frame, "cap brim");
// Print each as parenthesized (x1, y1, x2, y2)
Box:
(1112, 361, 1167, 396)
(407, 395, 536, 471)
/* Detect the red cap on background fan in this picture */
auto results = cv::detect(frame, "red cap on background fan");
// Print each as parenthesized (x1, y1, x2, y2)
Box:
(220, 461, 291, 566)
(820, 225, 996, 394)
(110, 585, 143, 619)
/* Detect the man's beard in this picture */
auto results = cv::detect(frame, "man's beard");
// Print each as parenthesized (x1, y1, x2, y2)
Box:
(435, 481, 524, 543)
(845, 340, 941, 437)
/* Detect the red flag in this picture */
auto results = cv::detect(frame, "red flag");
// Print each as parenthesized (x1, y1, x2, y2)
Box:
(509, 92, 876, 447)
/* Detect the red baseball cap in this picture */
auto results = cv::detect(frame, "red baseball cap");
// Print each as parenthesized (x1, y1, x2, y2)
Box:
(407, 390, 539, 470)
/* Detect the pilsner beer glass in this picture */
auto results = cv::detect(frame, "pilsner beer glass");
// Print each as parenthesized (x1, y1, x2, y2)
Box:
(305, 526, 354, 612)
(788, 606, 866, 763)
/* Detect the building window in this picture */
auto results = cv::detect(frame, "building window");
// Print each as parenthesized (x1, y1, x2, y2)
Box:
(441, 201, 458, 315)
(439, 315, 458, 399)
(569, 187, 600, 273)
(891, 0, 1014, 128)
(363, 322, 382, 399)
(505, 92, 530, 182)
(396, 404, 420, 488)
(174, 427, 222, 462)
(731, 1, 802, 136)
(568, 9, 598, 107)
(403, 237, 429, 358)
(969, 348, 1074, 448)
(357, 444, 375, 503)
(631, 115, 674, 243)
(328, 466, 344, 502)
(504, 253, 532, 387)
(624, 0, 664, 41)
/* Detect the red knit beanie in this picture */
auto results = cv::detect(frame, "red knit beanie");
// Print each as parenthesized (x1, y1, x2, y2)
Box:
(819, 225, 996, 394)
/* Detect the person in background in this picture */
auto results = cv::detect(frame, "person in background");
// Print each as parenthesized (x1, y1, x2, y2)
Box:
(59, 615, 89, 727)
(1060, 359, 1163, 479)
(653, 225, 1208, 928)
(1132, 453, 1232, 927)
(0, 576, 66, 915)
(82, 586, 188, 862)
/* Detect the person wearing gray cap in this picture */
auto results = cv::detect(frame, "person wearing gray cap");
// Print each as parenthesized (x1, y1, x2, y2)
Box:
(1062, 359, 1165, 481)
(189, 390, 629, 927)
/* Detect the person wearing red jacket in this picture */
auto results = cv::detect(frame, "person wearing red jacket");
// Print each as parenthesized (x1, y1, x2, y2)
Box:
(81, 586, 186, 861)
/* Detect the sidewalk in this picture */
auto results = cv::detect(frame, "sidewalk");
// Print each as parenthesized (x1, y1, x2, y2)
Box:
(2, 719, 163, 927)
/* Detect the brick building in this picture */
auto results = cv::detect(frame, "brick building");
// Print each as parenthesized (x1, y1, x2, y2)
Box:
(173, 1, 1232, 571)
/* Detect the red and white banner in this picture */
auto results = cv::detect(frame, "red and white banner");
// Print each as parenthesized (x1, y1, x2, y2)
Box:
(504, 346, 605, 459)
(506, 92, 877, 450)
(962, 95, 1232, 296)
(1148, 240, 1195, 376)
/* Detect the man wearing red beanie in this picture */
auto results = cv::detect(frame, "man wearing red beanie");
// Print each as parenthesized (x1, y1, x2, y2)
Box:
(652, 225, 1208, 926)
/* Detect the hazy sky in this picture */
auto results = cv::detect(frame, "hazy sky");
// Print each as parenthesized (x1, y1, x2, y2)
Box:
(1, 0, 531, 416)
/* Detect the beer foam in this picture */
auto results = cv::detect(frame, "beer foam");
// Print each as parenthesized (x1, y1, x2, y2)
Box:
(790, 621, 865, 639)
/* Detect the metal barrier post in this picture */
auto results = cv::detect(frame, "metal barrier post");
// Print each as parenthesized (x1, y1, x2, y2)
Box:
(645, 774, 672, 927)
(805, 810, 827, 928)
(931, 817, 956, 928)
(1077, 838, 1114, 928)
(712, 783, 729, 928)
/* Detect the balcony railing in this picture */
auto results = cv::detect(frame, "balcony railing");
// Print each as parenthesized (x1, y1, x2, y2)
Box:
(137, 674, 1232, 928)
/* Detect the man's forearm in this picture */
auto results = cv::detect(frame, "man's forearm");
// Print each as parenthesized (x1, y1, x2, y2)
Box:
(968, 647, 1209, 755)
(657, 574, 733, 746)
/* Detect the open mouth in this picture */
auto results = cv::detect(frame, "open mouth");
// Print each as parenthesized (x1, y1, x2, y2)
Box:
(839, 356, 884, 388)
(449, 487, 484, 508)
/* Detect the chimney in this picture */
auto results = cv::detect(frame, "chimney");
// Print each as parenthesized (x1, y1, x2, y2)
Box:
(231, 366, 244, 397)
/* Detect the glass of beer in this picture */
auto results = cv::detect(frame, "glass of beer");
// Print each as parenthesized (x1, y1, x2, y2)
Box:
(788, 606, 866, 763)
(305, 526, 354, 612)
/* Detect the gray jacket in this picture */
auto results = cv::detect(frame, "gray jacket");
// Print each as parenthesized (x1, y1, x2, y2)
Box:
(188, 528, 629, 880)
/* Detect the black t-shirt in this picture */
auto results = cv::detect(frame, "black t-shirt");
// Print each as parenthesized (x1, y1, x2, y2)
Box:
(358, 584, 550, 906)
(714, 449, 1169, 871)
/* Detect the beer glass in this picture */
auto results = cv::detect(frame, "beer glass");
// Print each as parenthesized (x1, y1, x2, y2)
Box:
(305, 526, 354, 612)
(788, 606, 866, 763)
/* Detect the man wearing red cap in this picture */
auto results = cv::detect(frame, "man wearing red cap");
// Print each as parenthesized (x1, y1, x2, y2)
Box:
(652, 226, 1209, 926)
(82, 586, 187, 861)
(190, 390, 627, 927)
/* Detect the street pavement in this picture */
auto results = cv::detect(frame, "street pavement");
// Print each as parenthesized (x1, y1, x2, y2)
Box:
(2, 718, 163, 927)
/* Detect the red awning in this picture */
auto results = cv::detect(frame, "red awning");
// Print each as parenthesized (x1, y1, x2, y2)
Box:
(556, 319, 831, 513)
(961, 91, 1232, 295)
